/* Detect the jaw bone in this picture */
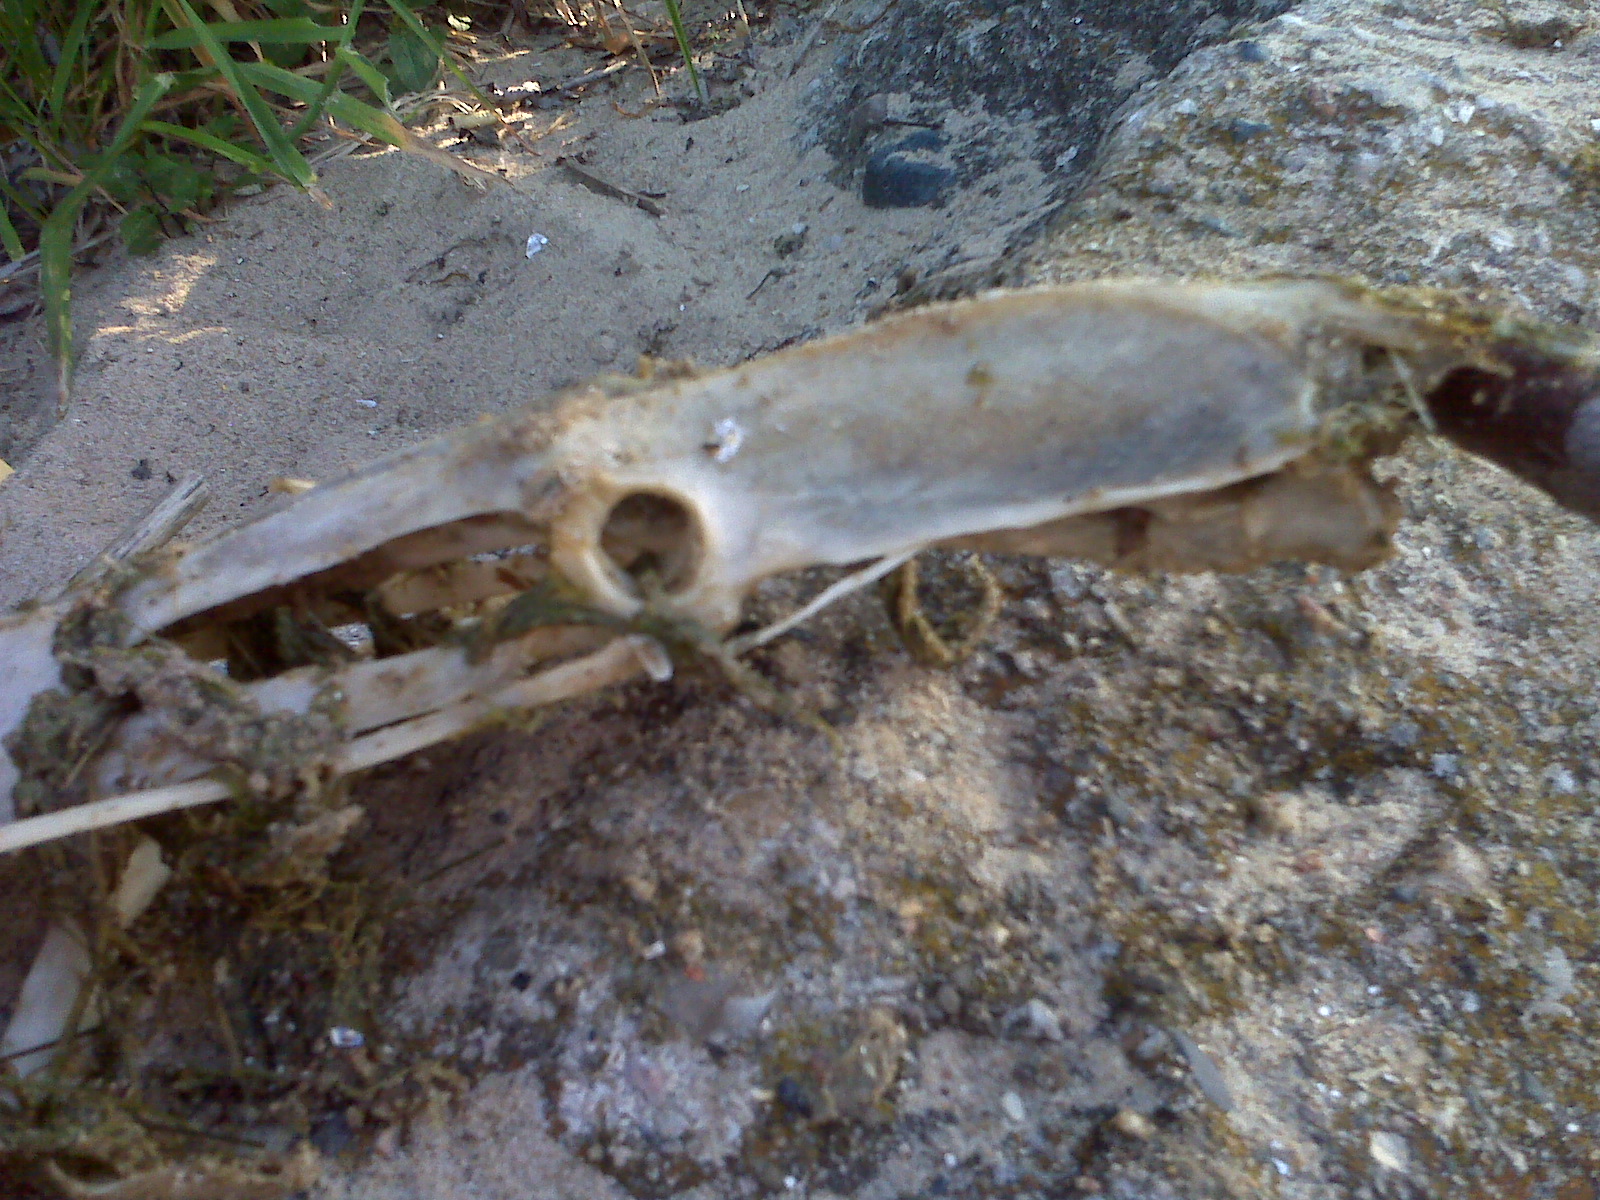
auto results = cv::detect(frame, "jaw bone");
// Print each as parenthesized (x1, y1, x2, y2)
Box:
(3, 276, 1598, 852)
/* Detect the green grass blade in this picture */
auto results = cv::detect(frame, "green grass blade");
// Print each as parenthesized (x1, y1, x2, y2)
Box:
(241, 59, 502, 188)
(170, 0, 319, 192)
(661, 0, 706, 103)
(40, 208, 78, 407)
(47, 2, 98, 131)
(0, 205, 25, 264)
(333, 44, 392, 109)
(381, 0, 497, 111)
(238, 60, 402, 146)
(2, 2, 51, 104)
(140, 119, 275, 175)
(0, 175, 46, 226)
(334, 0, 368, 49)
(287, 0, 367, 141)
(148, 18, 348, 50)
(40, 72, 176, 407)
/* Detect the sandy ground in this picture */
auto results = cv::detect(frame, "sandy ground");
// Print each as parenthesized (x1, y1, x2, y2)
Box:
(5, 1, 1600, 1197)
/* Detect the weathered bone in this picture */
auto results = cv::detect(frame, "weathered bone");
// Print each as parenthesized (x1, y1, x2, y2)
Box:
(2, 278, 1597, 852)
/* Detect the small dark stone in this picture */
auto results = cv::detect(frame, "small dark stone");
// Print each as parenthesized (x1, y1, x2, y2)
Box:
(1188, 212, 1240, 238)
(846, 93, 890, 145)
(1382, 720, 1421, 750)
(310, 1111, 355, 1157)
(1236, 40, 1268, 63)
(773, 226, 807, 257)
(1225, 118, 1272, 144)
(775, 1075, 815, 1118)
(131, 458, 153, 481)
(510, 970, 533, 991)
(863, 130, 953, 209)
(1391, 882, 1422, 903)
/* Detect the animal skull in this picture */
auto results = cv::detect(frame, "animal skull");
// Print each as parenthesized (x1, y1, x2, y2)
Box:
(1, 277, 1596, 854)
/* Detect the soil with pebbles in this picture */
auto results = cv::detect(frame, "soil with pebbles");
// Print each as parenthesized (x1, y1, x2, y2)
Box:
(4, 1, 1600, 1198)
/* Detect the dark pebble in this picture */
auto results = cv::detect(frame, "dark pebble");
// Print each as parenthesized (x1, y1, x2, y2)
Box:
(1189, 212, 1240, 238)
(1236, 40, 1268, 63)
(1382, 720, 1421, 750)
(1226, 118, 1273, 144)
(863, 130, 953, 209)
(131, 458, 153, 481)
(310, 1111, 355, 1157)
(510, 970, 533, 991)
(775, 1075, 815, 1118)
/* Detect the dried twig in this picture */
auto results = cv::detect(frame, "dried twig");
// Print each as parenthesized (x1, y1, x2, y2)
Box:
(64, 474, 209, 595)
(556, 155, 665, 215)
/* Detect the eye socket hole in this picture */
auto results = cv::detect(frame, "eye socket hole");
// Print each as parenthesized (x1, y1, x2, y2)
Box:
(598, 491, 703, 597)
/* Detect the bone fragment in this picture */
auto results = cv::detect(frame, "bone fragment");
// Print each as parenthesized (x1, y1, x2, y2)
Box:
(94, 626, 608, 795)
(0, 636, 661, 855)
(1, 837, 171, 1076)
(116, 279, 1403, 642)
(0, 605, 66, 820)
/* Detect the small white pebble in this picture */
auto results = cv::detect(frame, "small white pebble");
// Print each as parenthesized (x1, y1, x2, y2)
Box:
(1317, 1005, 1333, 1018)
(328, 1026, 364, 1048)
(1001, 1091, 1026, 1122)
(1547, 766, 1577, 794)
(1272, 1158, 1292, 1177)
(1369, 1130, 1410, 1172)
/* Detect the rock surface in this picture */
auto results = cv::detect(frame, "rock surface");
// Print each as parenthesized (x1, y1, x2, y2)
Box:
(4, 1, 1600, 1198)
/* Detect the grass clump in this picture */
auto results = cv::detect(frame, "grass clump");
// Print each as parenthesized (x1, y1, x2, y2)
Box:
(0, 0, 519, 409)
(1, 0, 728, 411)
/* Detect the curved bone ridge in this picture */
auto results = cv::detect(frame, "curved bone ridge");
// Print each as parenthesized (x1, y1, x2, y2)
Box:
(546, 279, 1380, 629)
